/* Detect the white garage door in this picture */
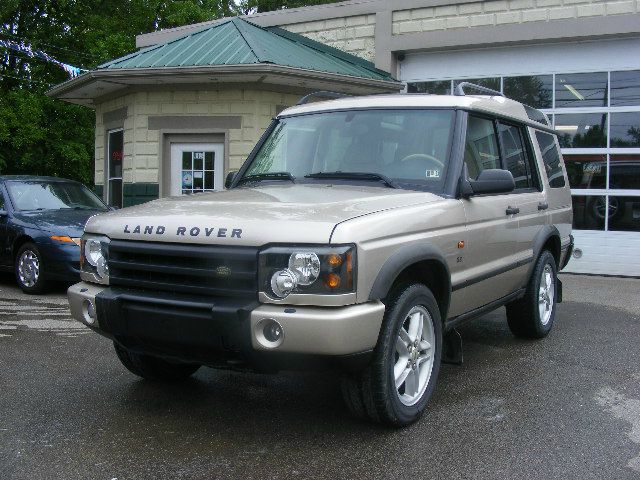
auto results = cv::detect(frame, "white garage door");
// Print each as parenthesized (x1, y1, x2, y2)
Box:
(400, 38, 640, 277)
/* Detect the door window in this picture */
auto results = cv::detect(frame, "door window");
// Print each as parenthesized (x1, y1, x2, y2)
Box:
(181, 151, 216, 194)
(464, 115, 501, 180)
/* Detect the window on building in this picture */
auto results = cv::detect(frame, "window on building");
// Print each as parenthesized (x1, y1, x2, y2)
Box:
(554, 113, 607, 148)
(407, 80, 451, 95)
(555, 72, 608, 108)
(107, 129, 123, 208)
(535, 131, 565, 188)
(564, 154, 607, 189)
(181, 151, 216, 194)
(610, 70, 640, 106)
(503, 75, 553, 109)
(464, 115, 501, 180)
(610, 155, 640, 190)
(610, 112, 640, 147)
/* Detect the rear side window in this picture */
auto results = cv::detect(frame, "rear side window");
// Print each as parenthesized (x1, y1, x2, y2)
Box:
(535, 131, 566, 188)
(464, 115, 501, 180)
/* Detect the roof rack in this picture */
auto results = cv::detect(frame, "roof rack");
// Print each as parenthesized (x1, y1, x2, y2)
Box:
(296, 91, 351, 105)
(454, 82, 504, 97)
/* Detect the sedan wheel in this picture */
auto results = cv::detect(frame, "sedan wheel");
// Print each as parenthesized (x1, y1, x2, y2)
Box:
(15, 242, 48, 294)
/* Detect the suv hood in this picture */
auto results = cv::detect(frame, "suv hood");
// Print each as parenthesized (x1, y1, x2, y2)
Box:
(85, 184, 443, 246)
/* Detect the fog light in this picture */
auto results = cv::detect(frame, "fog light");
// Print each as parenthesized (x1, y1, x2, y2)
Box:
(82, 299, 96, 325)
(264, 320, 283, 342)
(255, 318, 284, 349)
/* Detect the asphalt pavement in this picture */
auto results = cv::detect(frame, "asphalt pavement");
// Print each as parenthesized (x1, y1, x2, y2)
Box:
(1, 272, 639, 480)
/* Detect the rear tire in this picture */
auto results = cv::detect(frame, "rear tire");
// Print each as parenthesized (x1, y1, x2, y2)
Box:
(506, 250, 558, 339)
(341, 284, 442, 427)
(114, 343, 200, 381)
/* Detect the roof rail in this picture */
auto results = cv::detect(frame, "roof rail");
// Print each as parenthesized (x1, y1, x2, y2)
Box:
(296, 91, 351, 105)
(454, 82, 504, 97)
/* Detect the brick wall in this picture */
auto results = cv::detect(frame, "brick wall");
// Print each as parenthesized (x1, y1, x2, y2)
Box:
(94, 88, 301, 188)
(282, 14, 376, 62)
(392, 0, 637, 34)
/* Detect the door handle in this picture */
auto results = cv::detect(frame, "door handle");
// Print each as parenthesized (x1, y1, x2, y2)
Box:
(506, 206, 520, 215)
(538, 202, 549, 211)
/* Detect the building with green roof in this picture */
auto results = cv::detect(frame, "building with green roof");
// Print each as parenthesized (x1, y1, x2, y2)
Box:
(48, 17, 400, 207)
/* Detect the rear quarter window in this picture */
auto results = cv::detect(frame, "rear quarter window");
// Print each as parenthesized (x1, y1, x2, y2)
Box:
(535, 131, 566, 188)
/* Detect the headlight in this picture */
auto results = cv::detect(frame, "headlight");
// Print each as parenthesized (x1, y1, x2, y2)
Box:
(259, 245, 356, 300)
(80, 235, 110, 285)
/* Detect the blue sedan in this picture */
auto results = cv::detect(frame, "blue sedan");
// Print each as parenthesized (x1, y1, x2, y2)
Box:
(0, 176, 109, 294)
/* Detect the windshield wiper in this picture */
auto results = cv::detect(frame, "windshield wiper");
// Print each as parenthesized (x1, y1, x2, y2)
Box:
(236, 172, 296, 185)
(304, 171, 398, 189)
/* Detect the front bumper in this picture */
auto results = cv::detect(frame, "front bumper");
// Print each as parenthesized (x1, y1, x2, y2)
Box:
(67, 282, 385, 368)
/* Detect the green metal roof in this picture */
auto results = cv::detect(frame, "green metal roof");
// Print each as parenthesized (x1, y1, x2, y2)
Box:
(98, 17, 394, 81)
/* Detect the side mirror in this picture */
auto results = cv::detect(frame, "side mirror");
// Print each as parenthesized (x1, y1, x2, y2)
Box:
(225, 171, 238, 189)
(461, 168, 515, 197)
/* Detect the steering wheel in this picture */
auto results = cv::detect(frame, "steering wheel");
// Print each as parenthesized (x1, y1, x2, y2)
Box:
(399, 153, 444, 179)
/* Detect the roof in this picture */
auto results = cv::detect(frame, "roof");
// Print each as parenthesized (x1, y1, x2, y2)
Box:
(98, 17, 393, 82)
(279, 93, 553, 131)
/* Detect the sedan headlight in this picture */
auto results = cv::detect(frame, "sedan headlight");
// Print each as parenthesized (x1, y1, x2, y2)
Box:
(259, 245, 356, 300)
(80, 235, 110, 285)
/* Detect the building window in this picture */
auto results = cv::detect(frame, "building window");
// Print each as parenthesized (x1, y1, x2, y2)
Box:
(503, 75, 553, 109)
(107, 129, 123, 208)
(554, 72, 608, 108)
(181, 150, 216, 194)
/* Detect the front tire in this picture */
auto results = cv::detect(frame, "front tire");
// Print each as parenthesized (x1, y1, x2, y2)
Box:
(15, 242, 48, 294)
(114, 343, 200, 381)
(341, 284, 442, 427)
(506, 250, 558, 339)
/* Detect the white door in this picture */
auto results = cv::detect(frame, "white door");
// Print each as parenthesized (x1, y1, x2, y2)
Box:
(170, 143, 224, 196)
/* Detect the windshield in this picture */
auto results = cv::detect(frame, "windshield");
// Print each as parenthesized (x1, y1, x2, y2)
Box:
(6, 181, 108, 212)
(241, 109, 455, 192)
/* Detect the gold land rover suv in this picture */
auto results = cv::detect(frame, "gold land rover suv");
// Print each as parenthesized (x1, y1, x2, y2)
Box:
(68, 84, 574, 427)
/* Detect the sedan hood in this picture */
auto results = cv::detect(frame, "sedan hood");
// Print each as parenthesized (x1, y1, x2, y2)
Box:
(85, 184, 443, 246)
(14, 208, 107, 237)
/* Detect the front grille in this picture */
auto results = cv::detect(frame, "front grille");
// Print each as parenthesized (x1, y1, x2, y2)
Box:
(108, 240, 258, 297)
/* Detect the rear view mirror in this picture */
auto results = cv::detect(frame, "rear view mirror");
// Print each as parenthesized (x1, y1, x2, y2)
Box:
(461, 168, 515, 197)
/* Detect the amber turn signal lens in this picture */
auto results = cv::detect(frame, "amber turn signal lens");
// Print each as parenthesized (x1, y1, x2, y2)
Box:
(51, 235, 73, 243)
(326, 253, 342, 267)
(323, 273, 341, 289)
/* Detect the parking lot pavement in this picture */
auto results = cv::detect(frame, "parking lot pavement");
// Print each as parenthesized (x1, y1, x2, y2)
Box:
(1, 273, 640, 480)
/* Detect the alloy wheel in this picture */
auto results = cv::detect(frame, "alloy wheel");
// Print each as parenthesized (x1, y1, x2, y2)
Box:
(393, 305, 435, 406)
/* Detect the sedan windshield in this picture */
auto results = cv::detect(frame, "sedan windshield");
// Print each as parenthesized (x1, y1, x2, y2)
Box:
(241, 109, 455, 192)
(6, 181, 108, 212)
